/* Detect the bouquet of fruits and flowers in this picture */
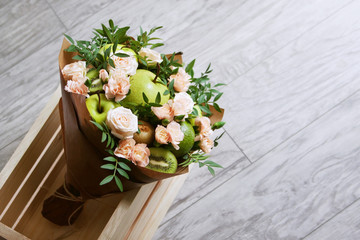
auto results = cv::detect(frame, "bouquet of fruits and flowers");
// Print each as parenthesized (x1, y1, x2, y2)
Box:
(42, 20, 225, 226)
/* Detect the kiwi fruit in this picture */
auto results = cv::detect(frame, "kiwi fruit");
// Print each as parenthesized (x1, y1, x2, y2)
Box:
(133, 121, 155, 145)
(89, 78, 103, 93)
(146, 148, 177, 173)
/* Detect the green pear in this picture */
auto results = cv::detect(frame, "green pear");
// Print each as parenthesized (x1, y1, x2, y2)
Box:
(122, 69, 169, 105)
(86, 93, 121, 123)
(98, 44, 135, 59)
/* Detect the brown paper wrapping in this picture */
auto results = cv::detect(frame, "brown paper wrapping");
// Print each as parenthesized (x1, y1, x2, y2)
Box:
(42, 38, 224, 225)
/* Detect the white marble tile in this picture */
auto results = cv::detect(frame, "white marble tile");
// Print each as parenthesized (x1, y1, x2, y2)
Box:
(154, 90, 360, 239)
(305, 199, 360, 240)
(47, 0, 114, 29)
(161, 132, 250, 223)
(221, 1, 360, 161)
(0, 0, 66, 73)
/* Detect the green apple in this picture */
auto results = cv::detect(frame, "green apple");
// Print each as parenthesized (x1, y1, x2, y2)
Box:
(86, 93, 121, 123)
(189, 105, 202, 125)
(122, 69, 169, 105)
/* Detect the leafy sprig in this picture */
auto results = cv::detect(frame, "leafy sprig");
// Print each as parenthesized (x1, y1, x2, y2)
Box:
(186, 61, 226, 116)
(129, 26, 164, 52)
(91, 120, 132, 192)
(100, 150, 132, 192)
(180, 152, 223, 176)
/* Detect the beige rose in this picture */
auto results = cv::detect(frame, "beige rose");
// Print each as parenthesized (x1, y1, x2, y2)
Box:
(199, 137, 214, 153)
(138, 47, 163, 66)
(172, 92, 194, 118)
(64, 80, 89, 97)
(106, 107, 138, 139)
(99, 69, 109, 82)
(151, 102, 174, 121)
(103, 71, 131, 102)
(114, 138, 136, 159)
(62, 61, 86, 81)
(167, 121, 184, 150)
(155, 125, 171, 144)
(195, 116, 213, 140)
(131, 144, 150, 167)
(108, 51, 138, 76)
(169, 67, 191, 92)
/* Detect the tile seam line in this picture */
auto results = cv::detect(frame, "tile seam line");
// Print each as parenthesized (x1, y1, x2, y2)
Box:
(159, 87, 360, 230)
(223, 128, 252, 164)
(45, 0, 68, 31)
(226, 0, 355, 86)
(301, 196, 360, 239)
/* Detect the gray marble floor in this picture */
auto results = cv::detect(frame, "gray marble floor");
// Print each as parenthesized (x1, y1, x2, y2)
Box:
(1, 0, 360, 239)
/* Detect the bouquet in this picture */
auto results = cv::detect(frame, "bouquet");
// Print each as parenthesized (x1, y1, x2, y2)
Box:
(42, 20, 225, 226)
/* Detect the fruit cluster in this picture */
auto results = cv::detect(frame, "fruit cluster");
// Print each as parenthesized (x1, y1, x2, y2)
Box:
(61, 20, 225, 191)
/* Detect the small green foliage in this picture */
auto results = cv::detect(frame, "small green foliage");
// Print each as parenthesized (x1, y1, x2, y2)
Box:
(186, 62, 226, 116)
(180, 152, 223, 176)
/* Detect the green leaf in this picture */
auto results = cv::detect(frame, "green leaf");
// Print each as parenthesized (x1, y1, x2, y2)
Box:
(213, 102, 221, 112)
(114, 175, 123, 192)
(119, 162, 131, 171)
(72, 55, 83, 60)
(114, 53, 130, 58)
(168, 79, 175, 90)
(101, 164, 115, 170)
(101, 132, 107, 142)
(102, 24, 113, 42)
(207, 166, 215, 176)
(214, 83, 226, 87)
(112, 41, 118, 53)
(106, 134, 112, 147)
(100, 175, 113, 185)
(214, 92, 223, 102)
(90, 120, 104, 131)
(84, 79, 92, 88)
(64, 34, 75, 44)
(199, 105, 212, 115)
(151, 43, 164, 49)
(105, 149, 114, 155)
(142, 93, 149, 103)
(108, 58, 115, 68)
(103, 156, 117, 162)
(174, 115, 185, 121)
(109, 19, 114, 30)
(212, 121, 226, 130)
(185, 59, 196, 74)
(163, 90, 170, 95)
(155, 92, 161, 104)
(117, 168, 130, 179)
(203, 160, 223, 168)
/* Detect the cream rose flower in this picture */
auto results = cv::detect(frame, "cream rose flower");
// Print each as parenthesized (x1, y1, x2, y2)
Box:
(64, 80, 89, 97)
(154, 122, 184, 149)
(151, 102, 174, 121)
(195, 116, 213, 140)
(155, 125, 171, 144)
(99, 69, 109, 82)
(103, 71, 131, 102)
(169, 67, 191, 92)
(62, 61, 86, 81)
(108, 50, 138, 76)
(199, 137, 214, 153)
(106, 107, 138, 139)
(138, 48, 163, 66)
(114, 138, 136, 159)
(172, 92, 194, 118)
(166, 121, 184, 150)
(131, 143, 150, 167)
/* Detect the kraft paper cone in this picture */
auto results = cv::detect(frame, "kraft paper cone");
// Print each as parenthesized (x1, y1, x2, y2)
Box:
(42, 38, 224, 226)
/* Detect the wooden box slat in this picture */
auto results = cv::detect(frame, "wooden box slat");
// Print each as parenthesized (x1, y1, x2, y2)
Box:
(0, 87, 188, 240)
